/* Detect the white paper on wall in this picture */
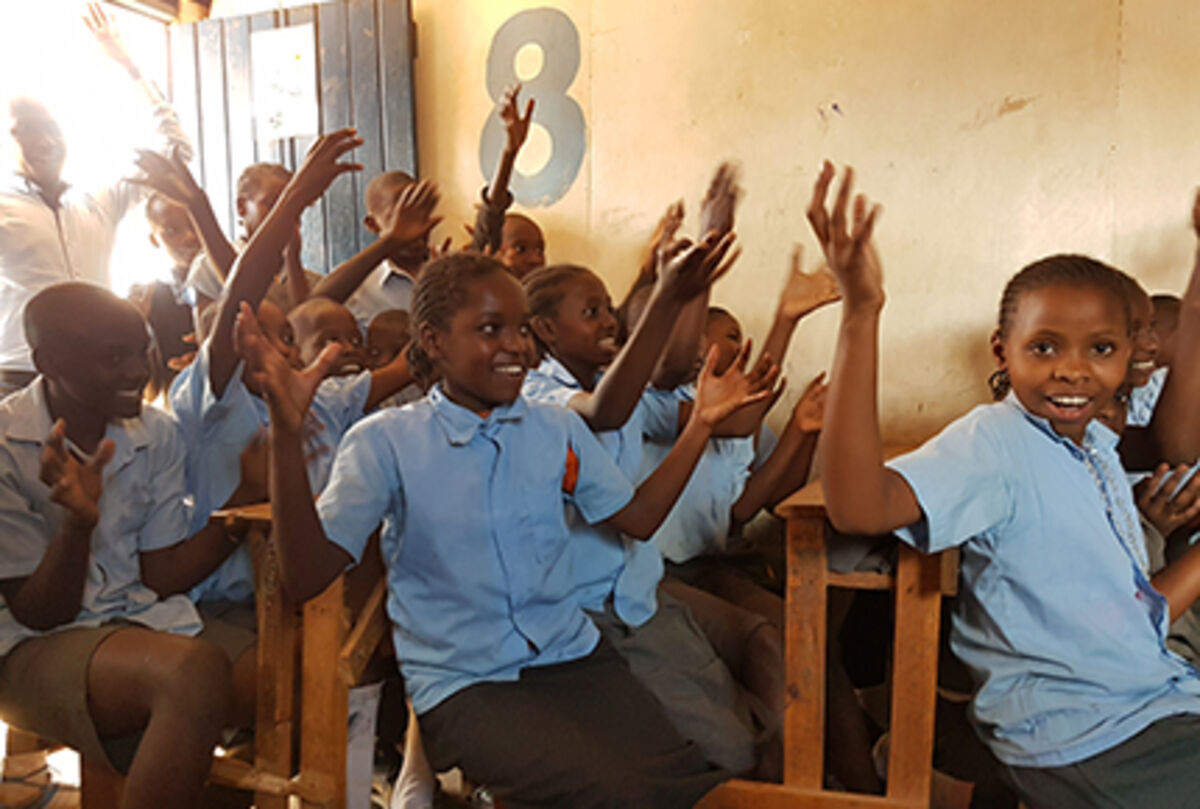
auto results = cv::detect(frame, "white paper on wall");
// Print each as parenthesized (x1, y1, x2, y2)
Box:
(251, 23, 319, 142)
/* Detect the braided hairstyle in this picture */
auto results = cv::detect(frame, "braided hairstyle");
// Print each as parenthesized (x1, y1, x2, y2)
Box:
(522, 264, 596, 354)
(405, 253, 511, 385)
(988, 254, 1131, 399)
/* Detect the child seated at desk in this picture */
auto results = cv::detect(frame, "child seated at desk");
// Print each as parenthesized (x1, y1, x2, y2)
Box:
(240, 251, 776, 808)
(812, 160, 1200, 809)
(0, 283, 243, 809)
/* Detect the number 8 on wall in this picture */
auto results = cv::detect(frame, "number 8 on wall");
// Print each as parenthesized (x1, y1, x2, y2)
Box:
(480, 7, 586, 207)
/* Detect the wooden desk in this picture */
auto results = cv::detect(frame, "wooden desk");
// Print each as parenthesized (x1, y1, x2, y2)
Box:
(700, 467, 953, 809)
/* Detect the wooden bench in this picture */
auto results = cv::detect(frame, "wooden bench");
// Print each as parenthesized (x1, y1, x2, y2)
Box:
(699, 470, 957, 809)
(77, 502, 388, 809)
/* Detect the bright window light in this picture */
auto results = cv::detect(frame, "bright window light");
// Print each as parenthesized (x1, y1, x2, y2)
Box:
(1, 0, 177, 297)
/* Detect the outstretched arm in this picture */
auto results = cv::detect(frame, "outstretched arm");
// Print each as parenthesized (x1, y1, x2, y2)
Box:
(472, 84, 534, 253)
(310, 180, 440, 303)
(208, 129, 363, 399)
(1148, 190, 1200, 464)
(0, 421, 114, 631)
(606, 341, 779, 539)
(235, 305, 355, 601)
(810, 162, 921, 535)
(760, 245, 841, 366)
(566, 233, 737, 431)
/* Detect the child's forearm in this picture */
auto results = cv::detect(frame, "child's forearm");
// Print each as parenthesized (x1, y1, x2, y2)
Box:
(760, 309, 802, 376)
(268, 422, 353, 602)
(820, 309, 920, 535)
(186, 197, 236, 284)
(653, 294, 709, 387)
(282, 248, 310, 310)
(310, 239, 391, 304)
(1152, 540, 1200, 622)
(139, 522, 239, 598)
(1150, 244, 1200, 464)
(578, 287, 685, 431)
(607, 417, 713, 539)
(366, 351, 414, 411)
(732, 427, 815, 524)
(2, 518, 92, 630)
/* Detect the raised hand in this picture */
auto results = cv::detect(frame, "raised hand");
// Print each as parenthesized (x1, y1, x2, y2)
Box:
(657, 231, 740, 302)
(693, 340, 781, 428)
(806, 161, 882, 313)
(40, 420, 115, 528)
(84, 2, 136, 75)
(130, 145, 203, 209)
(499, 84, 536, 155)
(286, 128, 365, 211)
(1137, 464, 1200, 538)
(791, 372, 829, 433)
(234, 302, 341, 433)
(381, 180, 442, 249)
(699, 162, 742, 238)
(778, 244, 841, 321)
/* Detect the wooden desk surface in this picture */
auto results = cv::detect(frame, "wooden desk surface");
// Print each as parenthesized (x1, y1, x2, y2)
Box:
(213, 501, 273, 525)
(776, 445, 919, 520)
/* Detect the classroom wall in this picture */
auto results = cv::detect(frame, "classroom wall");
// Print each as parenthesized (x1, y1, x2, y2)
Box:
(406, 0, 1200, 443)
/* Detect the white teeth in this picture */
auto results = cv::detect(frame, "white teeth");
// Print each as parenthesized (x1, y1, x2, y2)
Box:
(598, 337, 615, 349)
(1132, 361, 1155, 371)
(494, 364, 524, 376)
(1049, 395, 1088, 407)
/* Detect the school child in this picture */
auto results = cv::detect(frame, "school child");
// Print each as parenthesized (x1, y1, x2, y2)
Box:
(241, 251, 778, 809)
(0, 282, 244, 809)
(811, 160, 1200, 809)
(520, 236, 789, 779)
(309, 174, 441, 331)
(288, 296, 370, 377)
(169, 130, 421, 605)
(1127, 293, 1182, 427)
(495, 212, 547, 279)
(366, 309, 411, 370)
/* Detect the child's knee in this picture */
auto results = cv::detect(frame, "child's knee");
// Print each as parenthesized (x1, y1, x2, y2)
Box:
(152, 638, 234, 719)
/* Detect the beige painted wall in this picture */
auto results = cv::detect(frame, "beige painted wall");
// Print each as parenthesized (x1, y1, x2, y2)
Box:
(217, 0, 1200, 440)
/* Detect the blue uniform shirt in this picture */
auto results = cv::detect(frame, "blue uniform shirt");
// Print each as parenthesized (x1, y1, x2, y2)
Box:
(521, 355, 677, 626)
(316, 386, 631, 713)
(170, 342, 372, 602)
(888, 393, 1200, 768)
(1127, 366, 1168, 428)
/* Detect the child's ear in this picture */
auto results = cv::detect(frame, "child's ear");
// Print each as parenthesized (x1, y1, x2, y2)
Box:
(989, 329, 1007, 368)
(530, 314, 556, 348)
(419, 322, 443, 363)
(363, 214, 380, 234)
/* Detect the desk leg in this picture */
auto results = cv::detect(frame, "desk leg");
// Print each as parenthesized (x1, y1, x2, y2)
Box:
(300, 575, 349, 808)
(884, 545, 941, 803)
(251, 527, 297, 809)
(784, 514, 827, 788)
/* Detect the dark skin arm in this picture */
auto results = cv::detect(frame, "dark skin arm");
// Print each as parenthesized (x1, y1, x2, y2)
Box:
(556, 233, 738, 432)
(309, 181, 441, 303)
(809, 162, 922, 535)
(759, 245, 840, 367)
(139, 522, 238, 598)
(1, 421, 114, 631)
(237, 304, 354, 601)
(731, 373, 826, 523)
(364, 350, 415, 411)
(606, 342, 778, 539)
(471, 84, 534, 253)
(208, 128, 364, 399)
(1146, 190, 1200, 464)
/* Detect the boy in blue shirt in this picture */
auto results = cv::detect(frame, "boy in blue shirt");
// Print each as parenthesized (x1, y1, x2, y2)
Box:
(0, 283, 241, 809)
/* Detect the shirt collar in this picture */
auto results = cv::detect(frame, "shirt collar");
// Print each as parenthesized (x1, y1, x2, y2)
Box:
(428, 384, 528, 446)
(535, 354, 586, 390)
(3, 378, 154, 463)
(1002, 391, 1118, 456)
(378, 260, 416, 288)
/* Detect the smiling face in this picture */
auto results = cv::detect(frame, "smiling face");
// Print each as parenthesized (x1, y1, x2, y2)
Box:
(422, 270, 532, 414)
(366, 311, 411, 369)
(10, 99, 66, 186)
(1127, 286, 1159, 387)
(290, 298, 367, 375)
(237, 170, 290, 237)
(994, 283, 1131, 445)
(538, 272, 617, 383)
(147, 195, 201, 271)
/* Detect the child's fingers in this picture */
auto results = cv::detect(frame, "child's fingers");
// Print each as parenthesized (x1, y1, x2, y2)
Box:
(87, 439, 117, 475)
(522, 97, 535, 122)
(733, 339, 756, 375)
(707, 244, 741, 286)
(802, 371, 828, 396)
(806, 160, 835, 241)
(306, 342, 344, 382)
(698, 343, 720, 382)
(790, 243, 804, 276)
(830, 165, 855, 237)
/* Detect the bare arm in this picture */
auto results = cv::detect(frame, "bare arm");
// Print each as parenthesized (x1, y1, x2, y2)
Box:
(810, 162, 921, 535)
(280, 235, 311, 310)
(310, 180, 440, 303)
(1148, 191, 1200, 464)
(759, 245, 840, 367)
(139, 522, 238, 598)
(365, 350, 415, 411)
(607, 341, 777, 539)
(472, 85, 533, 253)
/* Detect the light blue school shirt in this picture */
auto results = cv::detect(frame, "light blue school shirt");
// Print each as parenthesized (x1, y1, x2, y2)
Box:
(316, 386, 631, 713)
(521, 355, 678, 627)
(0, 380, 202, 656)
(888, 393, 1200, 768)
(344, 260, 416, 334)
(1127, 366, 1168, 428)
(637, 385, 777, 564)
(170, 342, 372, 602)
